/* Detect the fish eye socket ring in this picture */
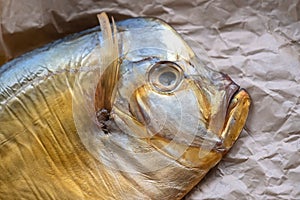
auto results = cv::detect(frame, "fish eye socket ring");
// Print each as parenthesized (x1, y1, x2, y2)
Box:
(147, 61, 184, 93)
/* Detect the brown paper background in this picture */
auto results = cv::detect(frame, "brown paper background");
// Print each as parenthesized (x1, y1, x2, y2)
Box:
(1, 0, 300, 199)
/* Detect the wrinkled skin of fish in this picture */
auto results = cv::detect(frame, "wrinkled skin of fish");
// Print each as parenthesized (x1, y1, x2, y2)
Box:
(0, 15, 250, 200)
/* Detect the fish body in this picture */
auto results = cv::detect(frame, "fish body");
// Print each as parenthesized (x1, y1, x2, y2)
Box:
(0, 14, 250, 199)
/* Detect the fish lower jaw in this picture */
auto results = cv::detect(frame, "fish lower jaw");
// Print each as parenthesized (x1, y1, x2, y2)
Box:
(219, 89, 251, 151)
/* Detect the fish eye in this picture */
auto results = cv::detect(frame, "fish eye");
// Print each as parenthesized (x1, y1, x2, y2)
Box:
(147, 61, 184, 93)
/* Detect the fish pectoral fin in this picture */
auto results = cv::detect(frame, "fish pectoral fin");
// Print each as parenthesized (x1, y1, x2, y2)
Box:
(96, 12, 120, 112)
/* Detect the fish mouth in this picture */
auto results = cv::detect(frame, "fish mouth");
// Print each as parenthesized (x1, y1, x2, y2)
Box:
(218, 88, 251, 152)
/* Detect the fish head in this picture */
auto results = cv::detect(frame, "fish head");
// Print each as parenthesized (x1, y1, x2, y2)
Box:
(103, 18, 251, 168)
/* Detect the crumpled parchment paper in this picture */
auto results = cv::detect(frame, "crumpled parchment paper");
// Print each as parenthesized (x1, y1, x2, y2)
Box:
(1, 0, 300, 199)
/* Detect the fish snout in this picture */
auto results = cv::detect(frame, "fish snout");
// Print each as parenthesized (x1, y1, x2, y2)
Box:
(190, 71, 240, 141)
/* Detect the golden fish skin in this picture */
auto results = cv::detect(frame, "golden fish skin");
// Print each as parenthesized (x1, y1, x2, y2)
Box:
(0, 13, 250, 199)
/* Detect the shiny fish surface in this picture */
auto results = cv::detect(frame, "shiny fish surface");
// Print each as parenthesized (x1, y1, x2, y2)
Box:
(0, 13, 250, 199)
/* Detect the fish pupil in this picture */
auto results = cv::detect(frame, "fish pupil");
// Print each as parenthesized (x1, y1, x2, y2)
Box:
(158, 71, 176, 86)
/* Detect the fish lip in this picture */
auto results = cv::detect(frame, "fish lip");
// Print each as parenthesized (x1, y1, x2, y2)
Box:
(225, 81, 240, 116)
(216, 87, 251, 152)
(225, 87, 250, 123)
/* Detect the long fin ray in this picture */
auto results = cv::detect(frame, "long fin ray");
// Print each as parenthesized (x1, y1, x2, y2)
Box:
(96, 13, 120, 112)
